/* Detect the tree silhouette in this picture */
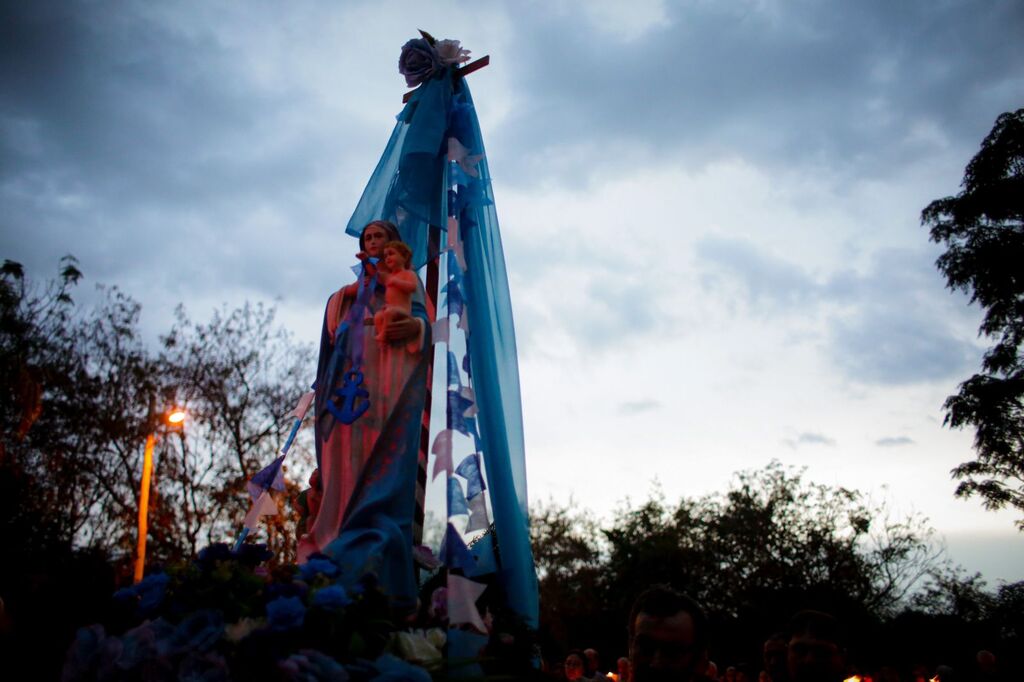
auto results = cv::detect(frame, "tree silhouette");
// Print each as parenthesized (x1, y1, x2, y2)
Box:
(922, 108, 1024, 528)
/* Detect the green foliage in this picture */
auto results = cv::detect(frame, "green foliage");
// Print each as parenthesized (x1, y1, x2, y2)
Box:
(156, 303, 315, 564)
(0, 258, 315, 571)
(614, 465, 940, 619)
(922, 108, 1024, 528)
(531, 463, 945, 662)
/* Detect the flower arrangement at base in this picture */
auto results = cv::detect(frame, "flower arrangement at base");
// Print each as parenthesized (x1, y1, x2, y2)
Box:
(61, 543, 542, 681)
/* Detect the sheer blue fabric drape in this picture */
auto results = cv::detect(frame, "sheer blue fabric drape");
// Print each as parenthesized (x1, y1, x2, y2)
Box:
(343, 70, 538, 628)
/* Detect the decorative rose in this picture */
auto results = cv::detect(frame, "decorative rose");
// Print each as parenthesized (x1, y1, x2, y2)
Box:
(435, 39, 471, 66)
(398, 38, 440, 87)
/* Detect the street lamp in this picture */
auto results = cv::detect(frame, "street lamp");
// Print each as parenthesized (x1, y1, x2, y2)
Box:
(134, 406, 187, 583)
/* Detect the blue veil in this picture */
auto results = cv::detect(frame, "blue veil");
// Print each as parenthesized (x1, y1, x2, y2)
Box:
(343, 69, 538, 630)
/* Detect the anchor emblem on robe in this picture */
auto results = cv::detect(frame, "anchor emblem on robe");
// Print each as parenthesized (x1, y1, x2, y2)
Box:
(326, 369, 371, 424)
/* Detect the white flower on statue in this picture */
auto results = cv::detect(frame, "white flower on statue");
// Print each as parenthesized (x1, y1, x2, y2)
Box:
(436, 39, 471, 66)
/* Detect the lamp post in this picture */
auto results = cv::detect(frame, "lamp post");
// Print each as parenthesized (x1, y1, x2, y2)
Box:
(134, 406, 187, 584)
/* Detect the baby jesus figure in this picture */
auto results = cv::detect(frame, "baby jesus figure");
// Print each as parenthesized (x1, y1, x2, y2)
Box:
(373, 240, 417, 343)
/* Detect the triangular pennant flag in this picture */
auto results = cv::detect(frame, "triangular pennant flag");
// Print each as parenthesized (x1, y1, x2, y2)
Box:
(447, 216, 459, 249)
(441, 523, 476, 572)
(463, 415, 482, 451)
(287, 391, 316, 421)
(432, 318, 450, 345)
(447, 389, 474, 436)
(247, 455, 286, 500)
(465, 493, 490, 533)
(446, 250, 464, 285)
(459, 385, 478, 417)
(447, 574, 487, 633)
(448, 282, 465, 319)
(446, 351, 461, 388)
(442, 280, 465, 319)
(447, 477, 469, 517)
(242, 490, 278, 531)
(455, 453, 486, 500)
(431, 429, 454, 480)
(447, 136, 469, 164)
(449, 161, 475, 187)
(456, 241, 467, 273)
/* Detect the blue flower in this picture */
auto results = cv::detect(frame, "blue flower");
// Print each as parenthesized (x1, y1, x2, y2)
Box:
(169, 610, 224, 654)
(266, 596, 306, 631)
(266, 581, 307, 602)
(118, 618, 175, 669)
(371, 653, 432, 681)
(62, 624, 108, 679)
(278, 649, 349, 681)
(312, 585, 351, 610)
(196, 543, 233, 568)
(398, 38, 440, 87)
(136, 572, 171, 612)
(178, 651, 231, 682)
(114, 572, 170, 616)
(299, 555, 339, 581)
(236, 542, 273, 568)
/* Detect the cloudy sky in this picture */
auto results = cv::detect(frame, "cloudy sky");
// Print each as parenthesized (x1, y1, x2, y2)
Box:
(3, 1, 1023, 581)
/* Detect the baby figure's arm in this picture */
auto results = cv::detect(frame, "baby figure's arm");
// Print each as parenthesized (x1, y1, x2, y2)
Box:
(389, 270, 418, 294)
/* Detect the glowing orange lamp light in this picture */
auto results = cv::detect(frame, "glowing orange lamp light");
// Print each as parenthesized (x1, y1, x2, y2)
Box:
(134, 407, 187, 583)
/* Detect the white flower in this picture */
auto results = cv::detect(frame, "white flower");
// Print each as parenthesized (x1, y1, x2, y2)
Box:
(225, 617, 264, 642)
(425, 627, 447, 649)
(436, 39, 471, 66)
(392, 631, 442, 666)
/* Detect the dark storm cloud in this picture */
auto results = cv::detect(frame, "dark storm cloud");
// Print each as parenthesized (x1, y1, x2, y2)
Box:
(496, 0, 1024, 184)
(697, 237, 981, 385)
(0, 2, 377, 305)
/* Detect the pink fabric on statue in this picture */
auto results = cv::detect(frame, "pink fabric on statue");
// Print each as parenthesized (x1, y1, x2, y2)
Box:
(297, 281, 426, 563)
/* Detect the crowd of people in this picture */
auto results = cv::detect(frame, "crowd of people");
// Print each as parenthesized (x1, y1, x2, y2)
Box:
(543, 585, 1006, 682)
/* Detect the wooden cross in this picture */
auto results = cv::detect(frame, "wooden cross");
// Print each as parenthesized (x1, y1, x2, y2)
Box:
(402, 55, 491, 103)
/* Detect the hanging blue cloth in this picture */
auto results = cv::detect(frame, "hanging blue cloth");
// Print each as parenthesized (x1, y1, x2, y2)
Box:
(340, 68, 538, 628)
(449, 79, 538, 628)
(345, 72, 454, 269)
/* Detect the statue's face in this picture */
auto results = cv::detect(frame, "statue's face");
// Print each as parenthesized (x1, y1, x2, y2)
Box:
(363, 225, 389, 257)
